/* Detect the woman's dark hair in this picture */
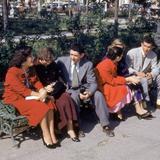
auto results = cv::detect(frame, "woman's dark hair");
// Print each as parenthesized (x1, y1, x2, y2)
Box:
(70, 43, 84, 55)
(9, 45, 32, 68)
(106, 46, 124, 60)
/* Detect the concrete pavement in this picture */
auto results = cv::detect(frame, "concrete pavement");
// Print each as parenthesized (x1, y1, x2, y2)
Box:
(0, 109, 160, 160)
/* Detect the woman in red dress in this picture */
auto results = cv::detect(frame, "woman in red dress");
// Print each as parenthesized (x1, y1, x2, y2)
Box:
(96, 47, 152, 120)
(3, 45, 59, 149)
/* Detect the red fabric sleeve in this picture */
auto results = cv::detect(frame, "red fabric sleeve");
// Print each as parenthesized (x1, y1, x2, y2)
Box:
(29, 75, 44, 90)
(96, 60, 126, 86)
(6, 68, 31, 97)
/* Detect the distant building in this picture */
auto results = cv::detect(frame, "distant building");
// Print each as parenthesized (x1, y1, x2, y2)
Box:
(119, 0, 130, 6)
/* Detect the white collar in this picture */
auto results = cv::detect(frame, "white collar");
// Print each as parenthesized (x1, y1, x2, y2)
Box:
(71, 61, 80, 67)
(141, 47, 146, 57)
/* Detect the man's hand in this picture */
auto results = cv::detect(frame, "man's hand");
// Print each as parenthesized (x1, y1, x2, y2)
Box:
(79, 91, 91, 100)
(145, 72, 152, 80)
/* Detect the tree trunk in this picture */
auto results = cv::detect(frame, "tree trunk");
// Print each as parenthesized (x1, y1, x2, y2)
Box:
(114, 0, 119, 37)
(3, 0, 8, 32)
(85, 0, 89, 14)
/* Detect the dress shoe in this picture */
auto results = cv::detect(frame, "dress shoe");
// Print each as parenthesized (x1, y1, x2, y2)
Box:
(136, 111, 153, 120)
(74, 127, 85, 138)
(103, 126, 115, 137)
(67, 134, 80, 142)
(42, 137, 61, 149)
(69, 136, 80, 142)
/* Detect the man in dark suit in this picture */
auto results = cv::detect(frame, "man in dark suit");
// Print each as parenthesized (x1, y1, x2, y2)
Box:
(56, 43, 115, 137)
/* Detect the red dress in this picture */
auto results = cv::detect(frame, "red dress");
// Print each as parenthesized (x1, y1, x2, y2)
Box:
(3, 67, 55, 126)
(96, 58, 128, 109)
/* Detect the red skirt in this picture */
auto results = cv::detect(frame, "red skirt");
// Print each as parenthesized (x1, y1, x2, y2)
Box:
(55, 92, 77, 129)
(10, 99, 55, 126)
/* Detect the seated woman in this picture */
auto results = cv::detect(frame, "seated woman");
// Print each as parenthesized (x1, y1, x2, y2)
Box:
(34, 47, 80, 142)
(96, 47, 152, 120)
(2, 45, 60, 149)
(107, 38, 129, 76)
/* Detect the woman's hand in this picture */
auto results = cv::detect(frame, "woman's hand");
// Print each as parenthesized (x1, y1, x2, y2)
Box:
(39, 88, 47, 102)
(45, 84, 53, 93)
(125, 76, 140, 85)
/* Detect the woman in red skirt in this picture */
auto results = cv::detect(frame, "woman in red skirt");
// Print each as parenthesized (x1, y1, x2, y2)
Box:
(3, 45, 59, 149)
(34, 47, 80, 142)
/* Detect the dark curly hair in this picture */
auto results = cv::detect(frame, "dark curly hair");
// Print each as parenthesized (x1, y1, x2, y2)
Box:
(106, 46, 124, 61)
(9, 45, 32, 68)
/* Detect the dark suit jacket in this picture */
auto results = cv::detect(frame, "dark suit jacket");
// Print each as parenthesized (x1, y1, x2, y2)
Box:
(56, 56, 97, 95)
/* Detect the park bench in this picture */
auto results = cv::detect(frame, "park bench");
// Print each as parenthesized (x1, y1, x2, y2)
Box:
(0, 82, 29, 147)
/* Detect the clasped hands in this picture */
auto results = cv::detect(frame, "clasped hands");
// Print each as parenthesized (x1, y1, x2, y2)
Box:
(126, 72, 152, 85)
(136, 72, 152, 80)
(79, 91, 91, 100)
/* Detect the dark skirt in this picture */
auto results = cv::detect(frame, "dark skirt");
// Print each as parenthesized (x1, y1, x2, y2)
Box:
(55, 92, 77, 129)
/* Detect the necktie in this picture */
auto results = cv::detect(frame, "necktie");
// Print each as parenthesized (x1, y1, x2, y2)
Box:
(72, 64, 79, 88)
(142, 55, 146, 67)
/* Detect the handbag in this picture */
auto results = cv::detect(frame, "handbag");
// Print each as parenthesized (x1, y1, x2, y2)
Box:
(51, 81, 66, 99)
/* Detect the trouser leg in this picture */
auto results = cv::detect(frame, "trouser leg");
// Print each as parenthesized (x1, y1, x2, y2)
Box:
(140, 77, 150, 101)
(93, 91, 110, 127)
(68, 90, 82, 127)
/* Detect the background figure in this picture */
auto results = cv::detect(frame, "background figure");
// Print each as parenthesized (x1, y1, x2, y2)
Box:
(126, 35, 160, 109)
(34, 47, 79, 142)
(56, 43, 115, 137)
(2, 45, 59, 149)
(96, 46, 153, 120)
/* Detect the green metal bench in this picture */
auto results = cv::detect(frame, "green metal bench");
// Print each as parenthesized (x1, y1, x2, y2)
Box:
(0, 82, 29, 147)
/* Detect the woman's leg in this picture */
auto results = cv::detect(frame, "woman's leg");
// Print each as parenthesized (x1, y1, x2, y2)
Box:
(47, 109, 58, 144)
(40, 112, 53, 145)
(134, 101, 148, 115)
(67, 120, 76, 138)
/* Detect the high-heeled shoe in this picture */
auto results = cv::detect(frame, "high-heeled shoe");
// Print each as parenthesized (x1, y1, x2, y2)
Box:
(70, 137, 80, 142)
(136, 111, 152, 120)
(67, 134, 80, 142)
(42, 137, 61, 148)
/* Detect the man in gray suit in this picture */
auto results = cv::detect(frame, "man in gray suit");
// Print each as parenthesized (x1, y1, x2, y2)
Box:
(126, 35, 160, 108)
(56, 43, 114, 137)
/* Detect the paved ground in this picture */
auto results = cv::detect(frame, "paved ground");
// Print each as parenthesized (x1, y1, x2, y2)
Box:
(0, 108, 160, 160)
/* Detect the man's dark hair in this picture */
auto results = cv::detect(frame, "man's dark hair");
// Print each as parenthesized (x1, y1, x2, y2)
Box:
(70, 43, 84, 55)
(107, 46, 123, 60)
(142, 35, 155, 46)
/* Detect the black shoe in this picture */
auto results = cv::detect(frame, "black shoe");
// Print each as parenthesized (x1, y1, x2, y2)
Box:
(74, 127, 85, 138)
(136, 111, 153, 120)
(103, 126, 115, 137)
(66, 134, 80, 142)
(42, 137, 61, 149)
(71, 137, 80, 142)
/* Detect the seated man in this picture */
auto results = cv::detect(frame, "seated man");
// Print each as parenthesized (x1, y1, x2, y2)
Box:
(126, 35, 160, 108)
(56, 43, 115, 137)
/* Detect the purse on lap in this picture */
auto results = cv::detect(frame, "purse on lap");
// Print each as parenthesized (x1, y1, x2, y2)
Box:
(51, 81, 66, 99)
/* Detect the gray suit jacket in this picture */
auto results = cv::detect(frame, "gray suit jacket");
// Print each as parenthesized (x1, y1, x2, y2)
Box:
(126, 47, 159, 79)
(56, 56, 97, 95)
